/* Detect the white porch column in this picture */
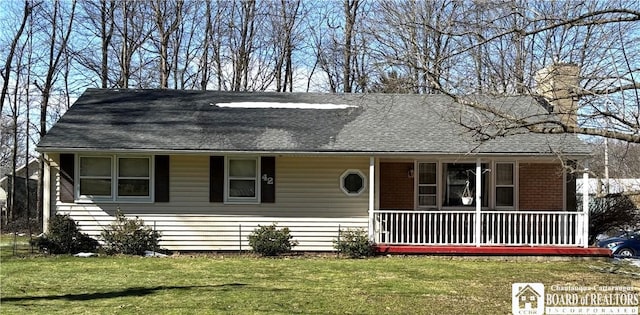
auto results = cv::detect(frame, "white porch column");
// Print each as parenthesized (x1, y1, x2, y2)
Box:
(582, 167, 590, 248)
(368, 156, 375, 242)
(475, 158, 482, 247)
(42, 154, 51, 233)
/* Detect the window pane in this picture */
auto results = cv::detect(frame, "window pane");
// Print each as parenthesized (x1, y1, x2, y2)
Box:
(496, 187, 514, 207)
(119, 158, 149, 177)
(118, 179, 150, 196)
(229, 180, 256, 197)
(343, 173, 364, 193)
(419, 186, 436, 195)
(419, 196, 436, 206)
(80, 179, 111, 196)
(496, 163, 514, 185)
(229, 159, 256, 177)
(443, 163, 489, 207)
(80, 157, 111, 176)
(419, 163, 436, 184)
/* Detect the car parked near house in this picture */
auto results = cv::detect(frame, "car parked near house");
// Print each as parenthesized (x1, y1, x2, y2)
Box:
(597, 231, 640, 257)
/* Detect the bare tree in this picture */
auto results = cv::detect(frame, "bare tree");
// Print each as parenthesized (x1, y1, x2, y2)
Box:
(1, 1, 32, 116)
(270, 0, 301, 92)
(113, 0, 153, 88)
(450, 4, 640, 143)
(74, 0, 116, 88)
(342, 0, 358, 93)
(31, 0, 77, 227)
(150, 0, 183, 89)
(197, 0, 227, 91)
(230, 0, 256, 91)
(589, 140, 640, 178)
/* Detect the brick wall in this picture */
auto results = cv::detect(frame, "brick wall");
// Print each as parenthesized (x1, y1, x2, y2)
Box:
(379, 162, 414, 210)
(519, 163, 564, 210)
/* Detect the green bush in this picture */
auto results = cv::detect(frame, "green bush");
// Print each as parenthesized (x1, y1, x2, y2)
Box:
(31, 214, 100, 254)
(101, 209, 161, 256)
(334, 228, 375, 258)
(248, 224, 298, 256)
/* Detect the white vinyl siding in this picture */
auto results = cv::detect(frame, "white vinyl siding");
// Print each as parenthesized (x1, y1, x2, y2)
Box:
(55, 155, 369, 251)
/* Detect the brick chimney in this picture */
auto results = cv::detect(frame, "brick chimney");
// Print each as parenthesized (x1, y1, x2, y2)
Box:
(534, 63, 580, 128)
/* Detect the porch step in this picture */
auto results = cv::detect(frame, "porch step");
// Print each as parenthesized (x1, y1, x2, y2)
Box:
(374, 245, 612, 257)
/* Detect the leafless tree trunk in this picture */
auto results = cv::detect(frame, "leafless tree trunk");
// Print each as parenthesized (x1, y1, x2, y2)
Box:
(115, 1, 152, 88)
(151, 0, 183, 89)
(1, 1, 31, 117)
(99, 0, 115, 88)
(272, 0, 300, 92)
(231, 0, 256, 91)
(34, 0, 76, 228)
(342, 0, 358, 93)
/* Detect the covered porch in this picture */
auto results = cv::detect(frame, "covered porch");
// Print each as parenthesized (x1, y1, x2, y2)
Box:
(366, 157, 608, 255)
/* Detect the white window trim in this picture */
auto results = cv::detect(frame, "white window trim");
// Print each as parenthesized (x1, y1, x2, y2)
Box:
(411, 159, 522, 210)
(117, 156, 153, 202)
(224, 156, 260, 204)
(77, 155, 114, 202)
(494, 162, 516, 210)
(340, 169, 366, 196)
(75, 154, 153, 203)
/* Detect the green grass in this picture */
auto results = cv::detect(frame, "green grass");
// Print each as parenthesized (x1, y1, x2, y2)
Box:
(0, 234, 35, 259)
(1, 252, 638, 314)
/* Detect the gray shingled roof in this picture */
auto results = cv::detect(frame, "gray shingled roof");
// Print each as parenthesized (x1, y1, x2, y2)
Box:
(37, 89, 591, 156)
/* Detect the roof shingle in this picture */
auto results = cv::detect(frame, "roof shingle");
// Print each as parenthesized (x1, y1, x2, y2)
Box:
(37, 89, 591, 156)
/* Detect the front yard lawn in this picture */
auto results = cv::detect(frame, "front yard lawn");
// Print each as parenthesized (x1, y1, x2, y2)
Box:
(1, 252, 638, 314)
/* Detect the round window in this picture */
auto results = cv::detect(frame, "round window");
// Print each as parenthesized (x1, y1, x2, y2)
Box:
(340, 170, 366, 196)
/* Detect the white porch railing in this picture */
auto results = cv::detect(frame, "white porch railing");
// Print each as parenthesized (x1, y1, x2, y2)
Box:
(373, 210, 586, 247)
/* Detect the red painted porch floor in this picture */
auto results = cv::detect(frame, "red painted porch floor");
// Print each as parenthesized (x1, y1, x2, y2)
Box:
(374, 245, 612, 257)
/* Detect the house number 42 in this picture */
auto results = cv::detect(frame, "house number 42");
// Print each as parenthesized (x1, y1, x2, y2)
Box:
(262, 174, 274, 184)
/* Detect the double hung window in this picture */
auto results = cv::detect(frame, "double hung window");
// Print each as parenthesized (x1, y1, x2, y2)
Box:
(227, 157, 258, 202)
(418, 163, 437, 207)
(495, 163, 515, 208)
(77, 155, 152, 202)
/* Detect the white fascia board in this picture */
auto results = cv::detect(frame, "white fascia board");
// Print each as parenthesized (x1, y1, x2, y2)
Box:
(35, 147, 591, 159)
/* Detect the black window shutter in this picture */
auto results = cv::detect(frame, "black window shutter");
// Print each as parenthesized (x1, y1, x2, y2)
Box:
(261, 156, 276, 203)
(59, 154, 75, 203)
(155, 155, 170, 202)
(210, 156, 224, 202)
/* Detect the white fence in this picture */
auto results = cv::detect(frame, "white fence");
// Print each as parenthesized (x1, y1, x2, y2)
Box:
(373, 210, 586, 247)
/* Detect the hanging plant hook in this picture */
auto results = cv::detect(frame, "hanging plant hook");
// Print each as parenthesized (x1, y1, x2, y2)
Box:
(461, 180, 474, 205)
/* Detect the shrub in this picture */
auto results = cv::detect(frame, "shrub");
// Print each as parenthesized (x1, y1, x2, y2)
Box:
(584, 193, 640, 244)
(248, 224, 298, 256)
(31, 214, 100, 254)
(101, 209, 161, 256)
(334, 228, 375, 258)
